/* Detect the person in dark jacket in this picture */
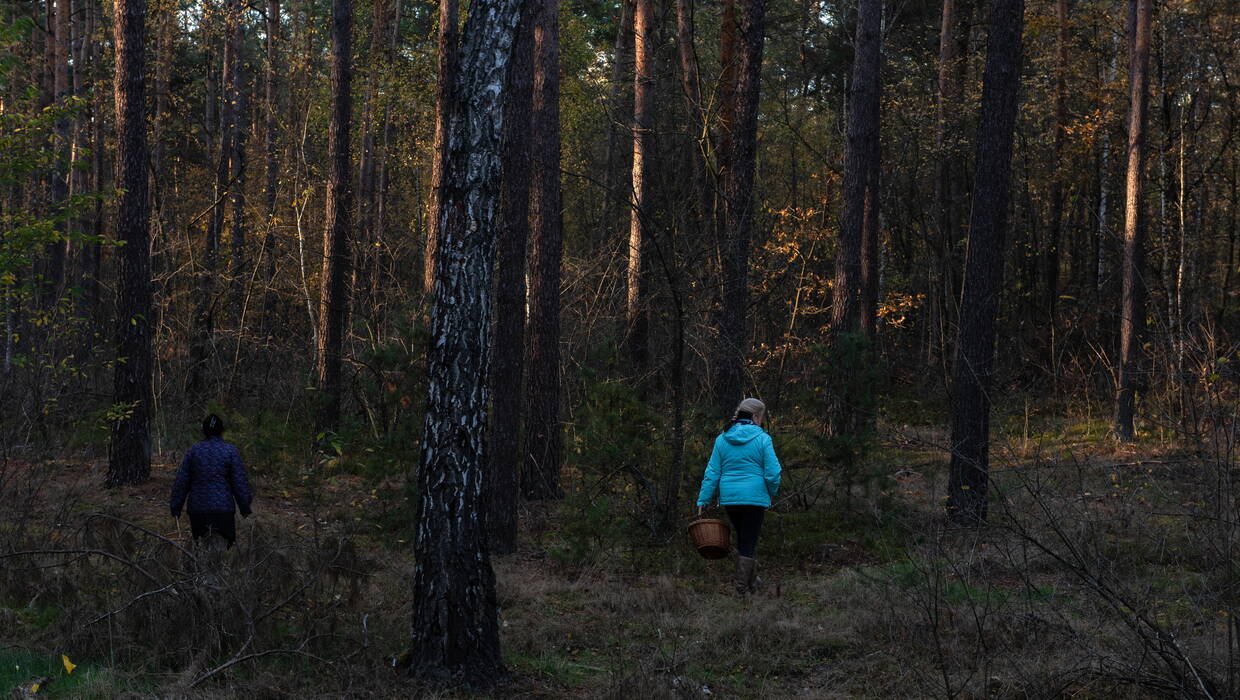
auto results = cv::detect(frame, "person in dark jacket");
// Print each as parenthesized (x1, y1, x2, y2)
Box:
(170, 414, 253, 548)
(696, 397, 782, 595)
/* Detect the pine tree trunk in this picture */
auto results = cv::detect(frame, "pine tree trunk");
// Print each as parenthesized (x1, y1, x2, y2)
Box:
(316, 0, 354, 433)
(487, 0, 534, 554)
(599, 0, 633, 246)
(409, 0, 521, 681)
(945, 0, 1025, 524)
(1114, 0, 1152, 442)
(226, 0, 249, 336)
(44, 0, 71, 304)
(625, 0, 652, 369)
(831, 0, 880, 338)
(1043, 0, 1068, 373)
(353, 0, 389, 324)
(675, 0, 710, 252)
(931, 0, 971, 371)
(522, 0, 563, 500)
(424, 0, 459, 295)
(261, 0, 280, 333)
(107, 0, 152, 487)
(712, 0, 765, 417)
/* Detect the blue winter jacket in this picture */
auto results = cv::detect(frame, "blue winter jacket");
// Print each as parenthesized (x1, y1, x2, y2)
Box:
(170, 437, 253, 517)
(695, 420, 782, 507)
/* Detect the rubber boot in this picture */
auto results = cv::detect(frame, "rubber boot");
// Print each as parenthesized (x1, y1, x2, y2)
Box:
(735, 556, 756, 596)
(748, 558, 761, 594)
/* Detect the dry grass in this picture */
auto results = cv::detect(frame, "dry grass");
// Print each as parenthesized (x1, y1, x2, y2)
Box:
(2, 421, 1238, 698)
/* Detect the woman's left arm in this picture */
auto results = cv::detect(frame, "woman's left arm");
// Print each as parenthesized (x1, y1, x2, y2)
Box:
(229, 448, 254, 516)
(763, 434, 782, 498)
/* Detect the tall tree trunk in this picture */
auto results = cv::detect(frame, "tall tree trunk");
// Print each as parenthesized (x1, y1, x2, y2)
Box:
(712, 0, 765, 417)
(191, 13, 226, 397)
(1114, 0, 1152, 442)
(108, 0, 152, 487)
(1043, 0, 1068, 373)
(261, 0, 281, 332)
(625, 0, 652, 369)
(44, 0, 71, 304)
(945, 0, 1025, 524)
(226, 0, 249, 335)
(522, 0, 563, 500)
(353, 0, 389, 324)
(599, 0, 633, 245)
(424, 0, 459, 295)
(675, 0, 709, 244)
(931, 0, 971, 371)
(831, 0, 881, 337)
(487, 0, 534, 555)
(316, 0, 354, 433)
(409, 0, 521, 682)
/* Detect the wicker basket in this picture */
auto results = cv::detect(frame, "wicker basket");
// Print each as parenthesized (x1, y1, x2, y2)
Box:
(687, 518, 731, 560)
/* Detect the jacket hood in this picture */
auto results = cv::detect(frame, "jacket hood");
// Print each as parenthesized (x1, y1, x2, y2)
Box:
(722, 421, 764, 446)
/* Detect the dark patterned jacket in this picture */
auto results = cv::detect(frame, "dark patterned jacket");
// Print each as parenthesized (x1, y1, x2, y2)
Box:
(170, 437, 253, 516)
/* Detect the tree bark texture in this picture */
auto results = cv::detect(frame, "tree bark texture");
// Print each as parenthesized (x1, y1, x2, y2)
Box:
(946, 0, 1025, 524)
(931, 0, 971, 369)
(522, 0, 563, 500)
(712, 0, 765, 417)
(1042, 0, 1068, 366)
(625, 0, 652, 369)
(424, 0, 459, 295)
(1114, 0, 1152, 442)
(226, 0, 248, 331)
(488, 0, 535, 554)
(316, 0, 354, 433)
(598, 0, 633, 245)
(410, 0, 522, 683)
(44, 0, 71, 304)
(107, 0, 152, 487)
(831, 0, 881, 338)
(261, 0, 280, 331)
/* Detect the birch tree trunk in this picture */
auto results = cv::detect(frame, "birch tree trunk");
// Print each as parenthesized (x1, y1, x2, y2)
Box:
(409, 0, 522, 681)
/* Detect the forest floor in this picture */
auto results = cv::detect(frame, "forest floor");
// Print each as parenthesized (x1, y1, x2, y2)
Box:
(1, 417, 1236, 698)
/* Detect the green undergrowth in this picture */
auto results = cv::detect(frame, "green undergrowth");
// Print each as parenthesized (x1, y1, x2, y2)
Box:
(0, 648, 118, 698)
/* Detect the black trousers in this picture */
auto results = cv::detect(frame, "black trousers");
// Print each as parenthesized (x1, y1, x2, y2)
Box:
(188, 512, 236, 547)
(725, 505, 765, 558)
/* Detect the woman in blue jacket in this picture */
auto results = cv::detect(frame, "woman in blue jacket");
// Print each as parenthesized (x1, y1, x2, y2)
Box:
(696, 397, 781, 594)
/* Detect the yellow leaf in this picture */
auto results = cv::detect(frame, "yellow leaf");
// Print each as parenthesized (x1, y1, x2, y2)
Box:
(31, 682, 40, 692)
(62, 654, 75, 674)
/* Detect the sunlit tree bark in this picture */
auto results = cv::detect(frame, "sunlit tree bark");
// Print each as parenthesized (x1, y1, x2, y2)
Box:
(1114, 0, 1152, 442)
(625, 0, 652, 369)
(316, 0, 354, 433)
(424, 0, 459, 295)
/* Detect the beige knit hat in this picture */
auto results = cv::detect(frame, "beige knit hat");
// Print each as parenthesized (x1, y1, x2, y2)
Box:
(732, 397, 766, 424)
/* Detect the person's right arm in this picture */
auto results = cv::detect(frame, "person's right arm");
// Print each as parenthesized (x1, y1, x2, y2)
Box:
(169, 449, 193, 517)
(696, 438, 723, 508)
